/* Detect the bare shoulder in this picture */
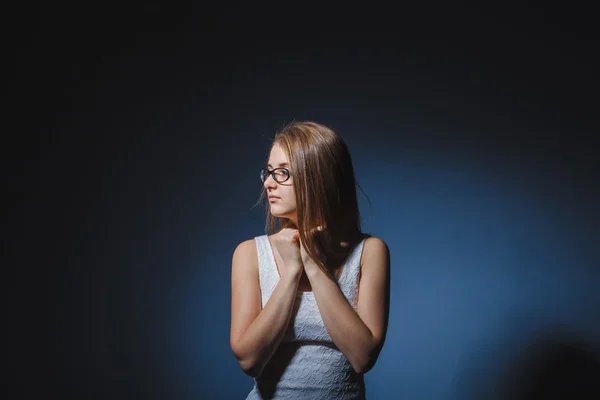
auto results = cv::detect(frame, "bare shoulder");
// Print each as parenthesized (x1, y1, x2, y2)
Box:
(361, 236, 390, 270)
(363, 236, 389, 252)
(233, 238, 257, 257)
(362, 236, 390, 256)
(232, 238, 258, 270)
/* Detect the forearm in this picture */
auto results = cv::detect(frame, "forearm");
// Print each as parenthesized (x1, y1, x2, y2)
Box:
(233, 272, 300, 376)
(307, 269, 379, 374)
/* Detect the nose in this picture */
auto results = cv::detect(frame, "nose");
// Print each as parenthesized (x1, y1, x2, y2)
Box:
(263, 173, 277, 190)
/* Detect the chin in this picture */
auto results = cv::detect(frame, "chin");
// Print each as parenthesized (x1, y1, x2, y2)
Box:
(270, 207, 294, 219)
(270, 210, 290, 218)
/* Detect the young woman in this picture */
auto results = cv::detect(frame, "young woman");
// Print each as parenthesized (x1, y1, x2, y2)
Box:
(230, 121, 390, 399)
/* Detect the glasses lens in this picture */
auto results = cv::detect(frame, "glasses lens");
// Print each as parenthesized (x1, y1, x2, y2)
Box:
(261, 168, 289, 183)
(273, 169, 289, 183)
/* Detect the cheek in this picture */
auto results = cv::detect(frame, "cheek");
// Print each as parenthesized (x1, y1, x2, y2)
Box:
(284, 189, 296, 204)
(275, 191, 294, 208)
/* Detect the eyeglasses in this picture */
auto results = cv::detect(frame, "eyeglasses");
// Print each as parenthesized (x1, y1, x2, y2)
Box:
(260, 168, 291, 183)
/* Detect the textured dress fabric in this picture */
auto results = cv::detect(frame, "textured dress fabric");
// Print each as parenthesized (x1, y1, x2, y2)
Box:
(246, 234, 367, 400)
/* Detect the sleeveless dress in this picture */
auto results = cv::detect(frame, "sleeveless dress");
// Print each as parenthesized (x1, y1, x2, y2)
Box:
(246, 234, 367, 400)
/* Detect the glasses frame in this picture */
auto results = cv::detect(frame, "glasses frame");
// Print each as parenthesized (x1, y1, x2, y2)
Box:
(260, 167, 291, 184)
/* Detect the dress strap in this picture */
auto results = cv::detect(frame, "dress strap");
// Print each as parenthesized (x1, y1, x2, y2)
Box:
(255, 235, 279, 307)
(337, 238, 367, 308)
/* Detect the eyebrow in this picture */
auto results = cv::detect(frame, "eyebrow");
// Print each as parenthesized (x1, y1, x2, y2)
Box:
(267, 162, 289, 168)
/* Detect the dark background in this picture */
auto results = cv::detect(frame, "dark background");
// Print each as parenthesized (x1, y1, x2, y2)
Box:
(8, 3, 600, 399)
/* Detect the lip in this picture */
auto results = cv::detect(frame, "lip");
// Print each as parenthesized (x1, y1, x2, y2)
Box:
(268, 195, 281, 201)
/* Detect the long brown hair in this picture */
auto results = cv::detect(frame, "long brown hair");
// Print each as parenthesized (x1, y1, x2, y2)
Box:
(259, 121, 367, 276)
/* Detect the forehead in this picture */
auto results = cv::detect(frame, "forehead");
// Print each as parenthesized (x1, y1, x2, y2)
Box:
(268, 143, 289, 163)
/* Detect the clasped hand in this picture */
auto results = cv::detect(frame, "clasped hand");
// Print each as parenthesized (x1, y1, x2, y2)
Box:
(298, 235, 322, 276)
(273, 227, 326, 279)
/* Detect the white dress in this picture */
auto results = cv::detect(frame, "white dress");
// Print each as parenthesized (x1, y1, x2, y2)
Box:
(246, 234, 367, 400)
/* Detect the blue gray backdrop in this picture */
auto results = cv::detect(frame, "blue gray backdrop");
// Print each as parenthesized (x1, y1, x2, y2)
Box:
(12, 4, 600, 400)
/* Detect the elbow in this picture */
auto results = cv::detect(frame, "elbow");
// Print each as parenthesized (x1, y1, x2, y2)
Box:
(231, 342, 263, 378)
(238, 358, 263, 378)
(351, 343, 383, 375)
(351, 358, 375, 375)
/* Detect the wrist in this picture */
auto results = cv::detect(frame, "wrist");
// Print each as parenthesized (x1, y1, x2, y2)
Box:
(282, 262, 303, 281)
(304, 262, 324, 280)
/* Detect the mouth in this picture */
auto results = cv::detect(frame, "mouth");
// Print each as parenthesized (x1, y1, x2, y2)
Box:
(268, 196, 280, 202)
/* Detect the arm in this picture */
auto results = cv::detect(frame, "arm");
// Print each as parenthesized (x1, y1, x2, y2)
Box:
(304, 237, 390, 374)
(230, 239, 302, 377)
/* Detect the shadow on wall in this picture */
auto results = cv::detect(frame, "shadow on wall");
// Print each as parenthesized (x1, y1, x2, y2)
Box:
(453, 316, 600, 400)
(496, 329, 600, 399)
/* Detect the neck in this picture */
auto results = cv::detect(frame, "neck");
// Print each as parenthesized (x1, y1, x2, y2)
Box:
(288, 219, 298, 229)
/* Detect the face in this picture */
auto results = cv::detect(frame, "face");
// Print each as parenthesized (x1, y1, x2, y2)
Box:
(264, 143, 297, 224)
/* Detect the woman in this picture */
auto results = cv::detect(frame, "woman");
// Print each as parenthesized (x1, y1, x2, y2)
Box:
(230, 121, 390, 399)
